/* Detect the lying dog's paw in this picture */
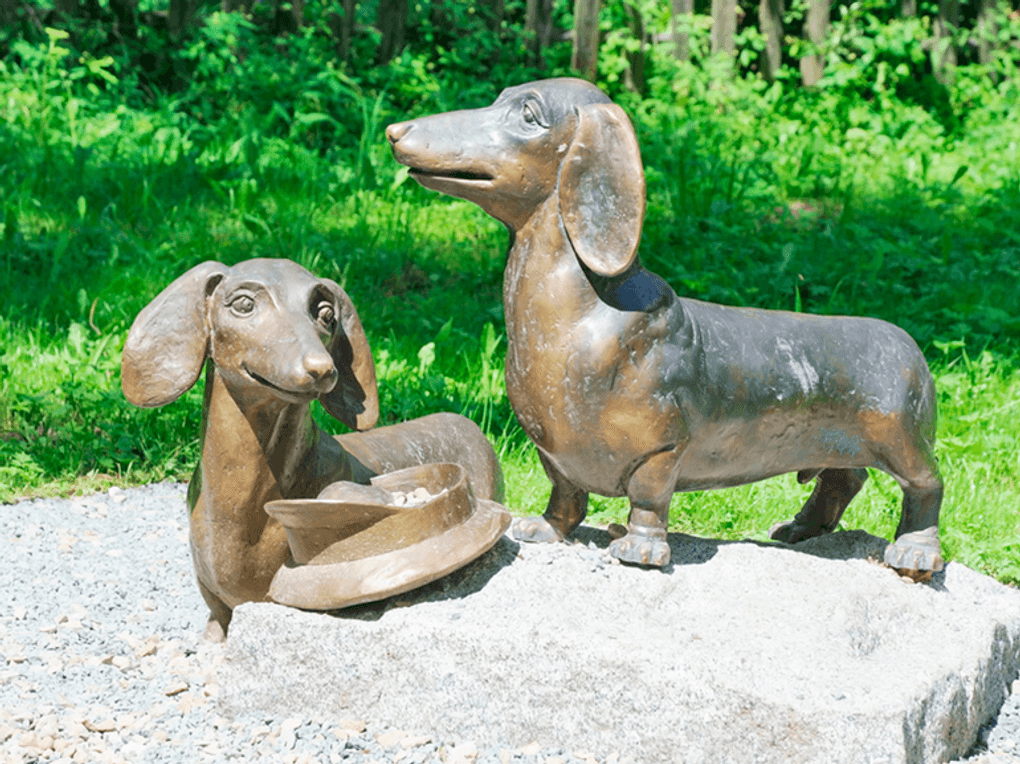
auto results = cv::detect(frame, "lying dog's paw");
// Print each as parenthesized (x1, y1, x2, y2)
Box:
(609, 533, 670, 567)
(512, 516, 565, 544)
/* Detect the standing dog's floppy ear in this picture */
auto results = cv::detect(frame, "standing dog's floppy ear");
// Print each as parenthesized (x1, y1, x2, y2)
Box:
(318, 279, 379, 432)
(122, 261, 228, 408)
(558, 103, 646, 277)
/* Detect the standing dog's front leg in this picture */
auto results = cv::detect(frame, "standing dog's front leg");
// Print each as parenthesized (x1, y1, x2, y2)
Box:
(513, 450, 589, 542)
(610, 449, 680, 567)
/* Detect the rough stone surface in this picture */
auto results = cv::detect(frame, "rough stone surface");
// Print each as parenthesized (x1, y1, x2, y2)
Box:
(221, 528, 1020, 764)
(3, 483, 1018, 764)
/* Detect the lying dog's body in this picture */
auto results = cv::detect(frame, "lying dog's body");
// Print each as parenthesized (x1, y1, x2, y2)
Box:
(122, 259, 502, 637)
(387, 78, 943, 574)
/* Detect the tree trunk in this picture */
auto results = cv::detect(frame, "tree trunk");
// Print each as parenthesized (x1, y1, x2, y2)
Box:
(901, 0, 916, 16)
(976, 0, 996, 65)
(376, 0, 408, 64)
(274, 0, 304, 35)
(480, 0, 503, 33)
(109, 0, 138, 39)
(167, 0, 196, 39)
(53, 0, 81, 20)
(525, 0, 555, 65)
(328, 0, 357, 64)
(759, 0, 783, 81)
(671, 0, 693, 62)
(933, 0, 959, 82)
(624, 1, 646, 94)
(222, 0, 255, 14)
(711, 0, 735, 76)
(571, 0, 601, 81)
(799, 0, 828, 86)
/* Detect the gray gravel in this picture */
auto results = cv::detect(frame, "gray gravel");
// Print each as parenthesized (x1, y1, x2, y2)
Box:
(2, 483, 1018, 763)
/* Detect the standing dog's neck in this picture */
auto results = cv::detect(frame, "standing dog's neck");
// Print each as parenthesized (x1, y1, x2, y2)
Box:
(504, 197, 597, 319)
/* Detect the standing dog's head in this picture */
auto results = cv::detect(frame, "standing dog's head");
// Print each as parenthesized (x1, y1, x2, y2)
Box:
(121, 258, 378, 431)
(387, 77, 646, 277)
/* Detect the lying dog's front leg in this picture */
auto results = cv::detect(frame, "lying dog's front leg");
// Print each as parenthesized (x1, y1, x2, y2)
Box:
(609, 449, 680, 568)
(513, 450, 589, 543)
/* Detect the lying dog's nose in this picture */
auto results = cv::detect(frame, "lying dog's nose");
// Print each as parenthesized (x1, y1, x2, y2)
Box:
(386, 121, 411, 146)
(304, 353, 338, 390)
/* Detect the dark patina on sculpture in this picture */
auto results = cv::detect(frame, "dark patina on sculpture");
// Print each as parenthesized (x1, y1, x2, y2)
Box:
(387, 77, 943, 578)
(122, 258, 508, 637)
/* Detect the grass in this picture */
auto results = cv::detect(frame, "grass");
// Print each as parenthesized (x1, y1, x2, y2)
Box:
(1, 51, 1018, 586)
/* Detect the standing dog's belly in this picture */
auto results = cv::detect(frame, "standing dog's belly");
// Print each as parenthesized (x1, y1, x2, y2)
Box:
(672, 300, 936, 489)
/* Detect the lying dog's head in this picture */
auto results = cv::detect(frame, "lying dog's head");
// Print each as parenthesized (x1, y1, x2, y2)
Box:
(121, 258, 378, 431)
(387, 77, 646, 277)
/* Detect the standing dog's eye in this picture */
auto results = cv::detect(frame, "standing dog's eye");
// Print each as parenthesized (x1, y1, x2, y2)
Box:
(316, 302, 336, 330)
(230, 295, 255, 316)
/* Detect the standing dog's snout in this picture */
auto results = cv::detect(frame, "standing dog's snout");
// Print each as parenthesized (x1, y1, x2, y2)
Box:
(386, 121, 412, 146)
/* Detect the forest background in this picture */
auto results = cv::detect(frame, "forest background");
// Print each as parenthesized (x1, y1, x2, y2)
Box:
(1, 0, 1018, 582)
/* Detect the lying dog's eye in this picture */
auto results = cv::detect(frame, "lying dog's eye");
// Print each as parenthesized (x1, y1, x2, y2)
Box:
(523, 102, 540, 125)
(316, 302, 336, 329)
(230, 295, 255, 315)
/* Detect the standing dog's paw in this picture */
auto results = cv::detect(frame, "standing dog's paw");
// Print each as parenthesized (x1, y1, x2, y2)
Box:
(768, 519, 828, 545)
(609, 533, 670, 567)
(512, 516, 565, 544)
(884, 527, 943, 581)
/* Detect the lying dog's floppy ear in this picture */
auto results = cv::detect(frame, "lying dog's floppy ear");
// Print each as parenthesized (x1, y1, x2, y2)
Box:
(122, 261, 228, 408)
(558, 103, 646, 277)
(319, 280, 379, 432)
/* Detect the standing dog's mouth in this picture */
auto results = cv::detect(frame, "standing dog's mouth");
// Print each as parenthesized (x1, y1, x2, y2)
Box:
(408, 167, 494, 182)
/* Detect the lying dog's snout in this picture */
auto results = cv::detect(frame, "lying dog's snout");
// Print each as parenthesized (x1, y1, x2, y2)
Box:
(302, 351, 338, 392)
(386, 121, 412, 146)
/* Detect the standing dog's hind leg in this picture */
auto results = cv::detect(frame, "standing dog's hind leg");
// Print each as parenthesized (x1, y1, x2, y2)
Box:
(513, 450, 589, 543)
(769, 467, 868, 544)
(609, 450, 679, 567)
(884, 471, 944, 577)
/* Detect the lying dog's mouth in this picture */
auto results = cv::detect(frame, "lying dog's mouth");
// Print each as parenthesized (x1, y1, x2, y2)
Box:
(245, 366, 322, 402)
(247, 368, 287, 393)
(409, 167, 494, 182)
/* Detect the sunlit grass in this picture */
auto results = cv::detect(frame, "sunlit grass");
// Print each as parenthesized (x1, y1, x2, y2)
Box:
(1, 56, 1018, 586)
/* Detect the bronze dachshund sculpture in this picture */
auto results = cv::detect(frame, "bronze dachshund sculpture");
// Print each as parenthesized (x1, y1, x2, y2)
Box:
(122, 259, 503, 638)
(387, 77, 943, 576)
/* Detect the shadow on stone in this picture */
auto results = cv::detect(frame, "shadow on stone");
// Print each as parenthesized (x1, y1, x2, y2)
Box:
(326, 535, 522, 622)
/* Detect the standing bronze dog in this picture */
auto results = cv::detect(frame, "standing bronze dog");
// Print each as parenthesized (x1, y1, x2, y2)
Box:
(122, 259, 503, 638)
(387, 77, 943, 577)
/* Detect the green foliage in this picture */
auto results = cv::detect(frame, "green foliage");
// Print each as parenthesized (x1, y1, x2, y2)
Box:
(1, 2, 1018, 585)
(0, 317, 203, 503)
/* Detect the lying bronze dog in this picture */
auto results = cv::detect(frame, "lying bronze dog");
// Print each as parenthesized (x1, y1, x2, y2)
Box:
(122, 259, 503, 637)
(387, 77, 943, 576)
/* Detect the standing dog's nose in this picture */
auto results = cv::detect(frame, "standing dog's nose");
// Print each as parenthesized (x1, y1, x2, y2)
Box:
(386, 122, 412, 146)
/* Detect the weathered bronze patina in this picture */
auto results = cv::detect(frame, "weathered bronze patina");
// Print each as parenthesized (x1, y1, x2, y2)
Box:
(265, 462, 510, 610)
(122, 258, 507, 637)
(387, 77, 943, 577)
